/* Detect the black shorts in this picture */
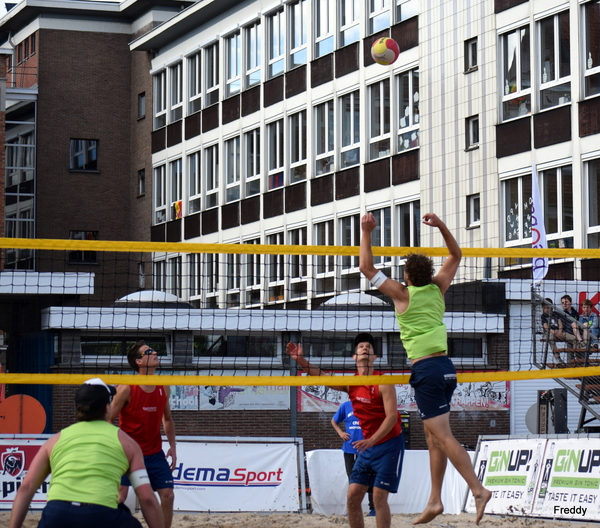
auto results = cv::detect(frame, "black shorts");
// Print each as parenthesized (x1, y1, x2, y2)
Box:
(410, 355, 457, 420)
(121, 450, 173, 490)
(39, 501, 141, 528)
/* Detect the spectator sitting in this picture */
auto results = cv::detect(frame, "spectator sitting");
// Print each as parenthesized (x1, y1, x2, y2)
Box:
(541, 299, 569, 367)
(578, 299, 599, 349)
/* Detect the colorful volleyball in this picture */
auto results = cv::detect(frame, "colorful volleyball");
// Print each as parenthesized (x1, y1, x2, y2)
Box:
(370, 37, 400, 66)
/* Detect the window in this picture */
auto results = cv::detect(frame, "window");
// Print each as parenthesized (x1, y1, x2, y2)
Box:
(301, 333, 383, 360)
(205, 144, 219, 209)
(290, 0, 308, 67)
(267, 9, 285, 78)
(81, 336, 169, 365)
(587, 158, 600, 248)
(193, 334, 278, 363)
(369, 207, 392, 269)
(339, 214, 360, 291)
(340, 0, 360, 46)
(289, 110, 307, 182)
(538, 11, 570, 110)
(465, 115, 479, 149)
(188, 253, 201, 298)
(315, 100, 335, 175)
(169, 62, 183, 122)
(137, 169, 145, 196)
(289, 227, 308, 299)
(169, 159, 182, 220)
(188, 51, 202, 113)
(154, 164, 166, 224)
(244, 238, 262, 305)
(138, 262, 146, 289)
(244, 128, 261, 196)
(369, 79, 391, 160)
(501, 26, 531, 121)
(267, 119, 284, 189)
(398, 200, 420, 247)
(245, 21, 262, 87)
(69, 231, 98, 264)
(226, 251, 241, 307)
(225, 32, 242, 97)
(314, 219, 335, 295)
(188, 151, 201, 214)
(153, 70, 167, 128)
(30, 34, 36, 55)
(225, 136, 241, 203)
(465, 37, 477, 72)
(541, 165, 573, 248)
(267, 232, 285, 302)
(138, 92, 146, 119)
(369, 0, 390, 35)
(397, 69, 419, 152)
(395, 0, 418, 22)
(70, 139, 98, 171)
(502, 174, 532, 245)
(467, 194, 480, 228)
(340, 91, 360, 168)
(315, 0, 334, 58)
(204, 253, 219, 307)
(205, 43, 219, 107)
(584, 1, 600, 97)
(447, 336, 484, 359)
(154, 260, 166, 292)
(168, 255, 182, 298)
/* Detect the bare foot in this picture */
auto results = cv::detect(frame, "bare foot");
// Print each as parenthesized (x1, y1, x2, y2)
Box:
(475, 488, 492, 525)
(412, 503, 443, 525)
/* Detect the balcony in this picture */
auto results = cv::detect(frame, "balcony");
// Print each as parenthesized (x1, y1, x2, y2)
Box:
(7, 65, 38, 89)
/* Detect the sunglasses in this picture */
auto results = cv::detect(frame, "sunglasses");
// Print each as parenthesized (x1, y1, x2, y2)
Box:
(138, 348, 157, 358)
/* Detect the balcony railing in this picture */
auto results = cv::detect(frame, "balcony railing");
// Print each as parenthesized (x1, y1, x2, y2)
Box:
(7, 65, 38, 89)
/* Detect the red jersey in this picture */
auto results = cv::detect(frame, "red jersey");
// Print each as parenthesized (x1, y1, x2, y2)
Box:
(348, 380, 401, 445)
(119, 385, 167, 456)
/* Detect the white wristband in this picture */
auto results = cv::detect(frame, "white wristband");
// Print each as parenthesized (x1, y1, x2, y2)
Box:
(370, 270, 388, 288)
(129, 468, 150, 490)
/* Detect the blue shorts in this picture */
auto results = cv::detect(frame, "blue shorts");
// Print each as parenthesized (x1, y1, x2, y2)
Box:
(349, 434, 404, 493)
(121, 450, 173, 490)
(410, 355, 457, 420)
(39, 501, 142, 528)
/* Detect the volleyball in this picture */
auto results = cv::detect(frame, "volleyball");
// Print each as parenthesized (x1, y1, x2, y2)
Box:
(370, 37, 400, 65)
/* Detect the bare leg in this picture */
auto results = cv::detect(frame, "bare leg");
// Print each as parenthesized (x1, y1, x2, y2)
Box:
(156, 487, 175, 528)
(347, 483, 367, 528)
(413, 427, 446, 524)
(420, 414, 491, 525)
(372, 487, 391, 528)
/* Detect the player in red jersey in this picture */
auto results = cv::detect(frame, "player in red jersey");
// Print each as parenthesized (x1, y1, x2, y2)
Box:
(110, 341, 177, 528)
(286, 333, 403, 528)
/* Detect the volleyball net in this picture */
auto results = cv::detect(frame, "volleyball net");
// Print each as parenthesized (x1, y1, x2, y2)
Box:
(1, 237, 600, 387)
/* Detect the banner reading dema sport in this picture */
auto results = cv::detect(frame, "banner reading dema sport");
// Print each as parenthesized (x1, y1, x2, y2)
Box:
(170, 441, 300, 512)
(465, 438, 544, 515)
(531, 438, 600, 520)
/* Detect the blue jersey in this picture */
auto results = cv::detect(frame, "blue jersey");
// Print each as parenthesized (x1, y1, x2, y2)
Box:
(332, 400, 364, 454)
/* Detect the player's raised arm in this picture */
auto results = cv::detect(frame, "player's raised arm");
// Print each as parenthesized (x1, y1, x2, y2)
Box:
(424, 213, 462, 295)
(286, 342, 348, 393)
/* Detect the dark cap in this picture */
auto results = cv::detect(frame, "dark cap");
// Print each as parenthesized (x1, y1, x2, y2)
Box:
(354, 332, 375, 349)
(75, 378, 116, 411)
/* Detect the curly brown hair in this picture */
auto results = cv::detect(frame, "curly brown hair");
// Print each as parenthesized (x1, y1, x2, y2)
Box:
(404, 253, 434, 287)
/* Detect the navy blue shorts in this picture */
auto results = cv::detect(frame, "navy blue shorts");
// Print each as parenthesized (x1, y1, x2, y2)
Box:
(349, 434, 404, 493)
(121, 450, 173, 490)
(410, 355, 457, 420)
(39, 500, 142, 528)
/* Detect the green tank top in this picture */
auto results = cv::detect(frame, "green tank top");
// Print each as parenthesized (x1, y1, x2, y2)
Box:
(395, 283, 448, 360)
(48, 420, 128, 508)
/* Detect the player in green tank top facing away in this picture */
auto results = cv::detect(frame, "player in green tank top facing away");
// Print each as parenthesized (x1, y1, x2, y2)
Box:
(360, 212, 491, 526)
(9, 378, 164, 528)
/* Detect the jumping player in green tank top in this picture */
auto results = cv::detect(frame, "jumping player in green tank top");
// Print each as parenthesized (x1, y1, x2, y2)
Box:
(360, 212, 491, 526)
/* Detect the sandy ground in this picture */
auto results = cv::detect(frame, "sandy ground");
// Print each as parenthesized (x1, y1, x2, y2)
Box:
(2, 511, 599, 527)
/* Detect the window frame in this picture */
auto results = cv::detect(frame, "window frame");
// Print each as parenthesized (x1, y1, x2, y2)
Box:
(267, 118, 284, 190)
(315, 99, 335, 176)
(314, 0, 335, 58)
(225, 31, 242, 97)
(396, 68, 420, 153)
(244, 128, 261, 197)
(288, 226, 308, 300)
(169, 158, 183, 221)
(188, 151, 202, 214)
(397, 199, 421, 249)
(244, 21, 262, 88)
(500, 25, 531, 121)
(188, 51, 202, 114)
(153, 70, 167, 129)
(541, 164, 573, 248)
(267, 8, 285, 79)
(467, 193, 481, 228)
(501, 173, 532, 247)
(339, 0, 360, 46)
(464, 37, 478, 73)
(69, 139, 98, 172)
(584, 1, 600, 98)
(204, 143, 219, 209)
(205, 42, 220, 107)
(368, 0, 391, 35)
(68, 230, 98, 264)
(289, 110, 307, 183)
(339, 90, 360, 169)
(154, 164, 167, 224)
(465, 115, 479, 150)
(225, 135, 241, 203)
(169, 61, 183, 122)
(314, 219, 335, 295)
(368, 78, 391, 160)
(290, 0, 309, 68)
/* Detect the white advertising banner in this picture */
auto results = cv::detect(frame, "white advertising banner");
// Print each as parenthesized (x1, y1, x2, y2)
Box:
(0, 438, 48, 510)
(531, 438, 600, 520)
(170, 441, 300, 512)
(465, 438, 544, 515)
